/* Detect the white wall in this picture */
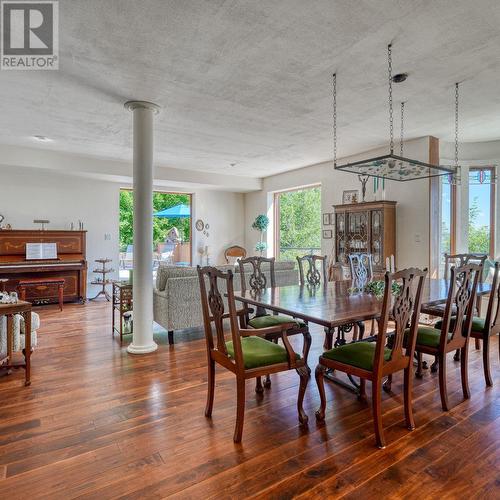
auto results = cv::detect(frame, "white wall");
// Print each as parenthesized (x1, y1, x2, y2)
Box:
(0, 166, 120, 298)
(245, 137, 432, 270)
(0, 164, 245, 296)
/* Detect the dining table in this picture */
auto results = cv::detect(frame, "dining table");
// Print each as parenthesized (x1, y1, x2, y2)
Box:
(233, 278, 492, 393)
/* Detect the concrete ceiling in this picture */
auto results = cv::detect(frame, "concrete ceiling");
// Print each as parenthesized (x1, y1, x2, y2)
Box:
(2, 0, 500, 179)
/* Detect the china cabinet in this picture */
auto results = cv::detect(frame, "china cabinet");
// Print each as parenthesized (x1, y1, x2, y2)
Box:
(333, 200, 396, 272)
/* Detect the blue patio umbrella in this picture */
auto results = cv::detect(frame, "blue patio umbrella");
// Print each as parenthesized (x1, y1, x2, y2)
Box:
(154, 203, 191, 218)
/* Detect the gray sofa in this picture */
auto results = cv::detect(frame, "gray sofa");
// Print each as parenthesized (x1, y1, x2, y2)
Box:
(153, 261, 298, 343)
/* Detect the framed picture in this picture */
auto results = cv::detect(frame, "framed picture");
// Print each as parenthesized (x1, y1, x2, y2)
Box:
(342, 190, 359, 204)
(322, 213, 332, 225)
(322, 229, 333, 239)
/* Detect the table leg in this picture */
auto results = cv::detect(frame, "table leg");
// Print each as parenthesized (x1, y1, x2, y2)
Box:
(58, 284, 64, 311)
(24, 310, 31, 386)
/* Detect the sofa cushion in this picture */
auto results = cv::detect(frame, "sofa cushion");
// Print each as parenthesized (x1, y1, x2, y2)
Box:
(322, 341, 391, 371)
(248, 314, 306, 329)
(156, 264, 197, 291)
(275, 260, 296, 271)
(226, 336, 299, 369)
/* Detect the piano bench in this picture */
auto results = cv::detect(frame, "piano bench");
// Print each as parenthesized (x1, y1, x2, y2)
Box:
(17, 278, 65, 311)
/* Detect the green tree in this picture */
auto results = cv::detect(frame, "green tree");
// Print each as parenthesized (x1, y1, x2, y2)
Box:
(119, 190, 191, 251)
(468, 197, 490, 254)
(278, 187, 321, 261)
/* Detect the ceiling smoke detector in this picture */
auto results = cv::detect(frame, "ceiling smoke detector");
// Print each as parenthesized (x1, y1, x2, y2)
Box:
(392, 73, 408, 83)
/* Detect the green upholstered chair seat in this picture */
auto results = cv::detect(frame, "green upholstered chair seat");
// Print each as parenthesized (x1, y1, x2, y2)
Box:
(322, 341, 391, 371)
(412, 326, 454, 348)
(226, 336, 300, 369)
(248, 314, 306, 329)
(434, 316, 486, 334)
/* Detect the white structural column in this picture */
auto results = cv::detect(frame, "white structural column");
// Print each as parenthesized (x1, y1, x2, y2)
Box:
(124, 100, 160, 354)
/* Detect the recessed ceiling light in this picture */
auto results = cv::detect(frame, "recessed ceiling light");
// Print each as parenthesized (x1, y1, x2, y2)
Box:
(32, 135, 53, 142)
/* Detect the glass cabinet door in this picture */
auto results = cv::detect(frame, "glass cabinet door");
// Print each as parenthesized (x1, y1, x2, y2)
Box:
(335, 212, 347, 264)
(370, 209, 384, 268)
(347, 211, 369, 255)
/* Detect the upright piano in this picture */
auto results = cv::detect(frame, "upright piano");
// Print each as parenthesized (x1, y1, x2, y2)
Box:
(0, 230, 87, 304)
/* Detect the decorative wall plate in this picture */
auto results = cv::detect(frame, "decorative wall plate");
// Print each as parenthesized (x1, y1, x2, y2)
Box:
(195, 219, 204, 231)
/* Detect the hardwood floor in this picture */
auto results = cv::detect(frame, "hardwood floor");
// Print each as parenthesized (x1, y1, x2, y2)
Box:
(0, 301, 498, 499)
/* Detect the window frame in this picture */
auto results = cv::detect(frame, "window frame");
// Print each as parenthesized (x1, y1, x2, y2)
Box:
(468, 166, 496, 258)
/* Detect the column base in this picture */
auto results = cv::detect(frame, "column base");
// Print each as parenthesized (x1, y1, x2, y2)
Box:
(127, 341, 158, 355)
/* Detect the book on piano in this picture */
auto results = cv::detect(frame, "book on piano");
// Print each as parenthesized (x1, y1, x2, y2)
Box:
(26, 242, 58, 260)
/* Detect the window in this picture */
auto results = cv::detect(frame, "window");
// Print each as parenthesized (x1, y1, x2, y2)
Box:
(119, 190, 192, 279)
(274, 185, 321, 261)
(468, 167, 495, 256)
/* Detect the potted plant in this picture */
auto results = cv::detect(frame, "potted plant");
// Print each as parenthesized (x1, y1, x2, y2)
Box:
(252, 214, 269, 256)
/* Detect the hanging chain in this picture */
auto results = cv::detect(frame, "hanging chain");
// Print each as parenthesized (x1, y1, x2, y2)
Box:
(454, 82, 459, 168)
(332, 73, 337, 167)
(388, 44, 394, 154)
(400, 101, 405, 157)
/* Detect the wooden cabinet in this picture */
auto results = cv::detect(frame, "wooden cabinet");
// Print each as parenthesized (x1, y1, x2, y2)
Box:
(333, 201, 396, 272)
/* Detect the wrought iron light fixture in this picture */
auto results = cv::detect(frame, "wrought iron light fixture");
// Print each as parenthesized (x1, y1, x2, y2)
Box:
(333, 44, 456, 182)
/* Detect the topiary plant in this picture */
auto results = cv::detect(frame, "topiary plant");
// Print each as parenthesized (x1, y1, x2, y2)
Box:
(252, 214, 270, 256)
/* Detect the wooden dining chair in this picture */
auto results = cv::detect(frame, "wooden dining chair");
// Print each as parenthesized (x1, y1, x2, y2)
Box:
(315, 268, 427, 448)
(224, 245, 247, 263)
(422, 253, 486, 365)
(297, 254, 328, 286)
(435, 260, 499, 387)
(238, 256, 311, 390)
(414, 263, 481, 411)
(197, 266, 309, 443)
(348, 253, 374, 283)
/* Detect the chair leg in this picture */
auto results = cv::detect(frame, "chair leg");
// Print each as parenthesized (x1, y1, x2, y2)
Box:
(234, 376, 246, 443)
(403, 367, 415, 430)
(303, 330, 312, 373)
(352, 323, 359, 342)
(453, 349, 460, 361)
(415, 351, 423, 378)
(168, 330, 174, 345)
(255, 376, 264, 394)
(359, 377, 367, 400)
(323, 327, 333, 350)
(461, 345, 471, 400)
(315, 364, 327, 421)
(296, 366, 309, 424)
(382, 374, 392, 393)
(205, 360, 215, 418)
(263, 375, 271, 388)
(430, 355, 439, 373)
(438, 352, 450, 411)
(372, 380, 385, 449)
(481, 334, 493, 387)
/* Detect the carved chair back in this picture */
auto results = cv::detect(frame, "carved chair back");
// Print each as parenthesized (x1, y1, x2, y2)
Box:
(484, 261, 500, 336)
(375, 268, 427, 374)
(297, 254, 328, 286)
(197, 266, 244, 367)
(438, 263, 481, 349)
(224, 245, 247, 263)
(443, 253, 487, 281)
(348, 253, 374, 284)
(238, 256, 275, 293)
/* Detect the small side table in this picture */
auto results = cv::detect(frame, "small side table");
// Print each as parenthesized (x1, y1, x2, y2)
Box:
(112, 282, 133, 342)
(0, 300, 32, 386)
(18, 278, 65, 311)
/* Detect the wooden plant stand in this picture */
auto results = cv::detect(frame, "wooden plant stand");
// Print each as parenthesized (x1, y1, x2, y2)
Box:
(112, 282, 133, 342)
(90, 259, 113, 301)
